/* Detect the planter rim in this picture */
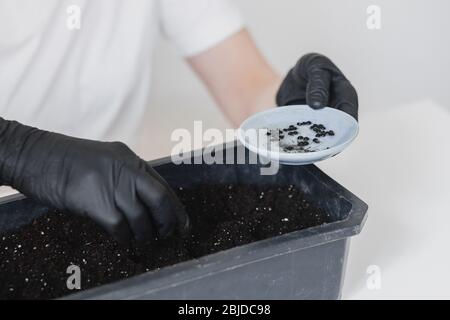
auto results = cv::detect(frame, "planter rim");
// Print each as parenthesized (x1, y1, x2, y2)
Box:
(66, 148, 367, 299)
(0, 143, 368, 300)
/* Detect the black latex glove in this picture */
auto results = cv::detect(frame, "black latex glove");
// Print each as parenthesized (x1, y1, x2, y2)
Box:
(0, 118, 190, 244)
(276, 53, 358, 120)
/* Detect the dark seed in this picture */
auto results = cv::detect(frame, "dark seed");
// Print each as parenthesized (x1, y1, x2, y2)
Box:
(313, 138, 320, 143)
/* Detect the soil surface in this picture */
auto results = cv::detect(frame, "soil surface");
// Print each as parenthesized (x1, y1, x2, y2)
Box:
(0, 184, 331, 300)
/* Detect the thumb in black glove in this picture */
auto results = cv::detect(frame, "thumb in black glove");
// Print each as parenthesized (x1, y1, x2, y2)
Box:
(0, 118, 190, 244)
(276, 53, 358, 120)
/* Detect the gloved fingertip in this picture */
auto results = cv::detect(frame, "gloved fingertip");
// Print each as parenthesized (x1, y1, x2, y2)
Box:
(156, 223, 174, 240)
(157, 212, 190, 240)
(310, 101, 325, 109)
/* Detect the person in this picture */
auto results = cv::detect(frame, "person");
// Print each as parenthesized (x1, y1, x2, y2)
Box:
(0, 0, 358, 244)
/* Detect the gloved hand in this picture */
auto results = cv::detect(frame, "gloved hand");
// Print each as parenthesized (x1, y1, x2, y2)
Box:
(276, 53, 358, 120)
(0, 118, 190, 244)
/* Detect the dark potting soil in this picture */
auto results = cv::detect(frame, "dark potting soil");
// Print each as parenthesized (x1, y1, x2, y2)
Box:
(0, 184, 332, 300)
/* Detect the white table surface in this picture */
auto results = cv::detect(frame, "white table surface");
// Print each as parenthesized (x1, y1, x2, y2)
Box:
(317, 100, 450, 299)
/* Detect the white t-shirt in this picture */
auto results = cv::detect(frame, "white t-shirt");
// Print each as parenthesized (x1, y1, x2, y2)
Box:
(0, 0, 243, 149)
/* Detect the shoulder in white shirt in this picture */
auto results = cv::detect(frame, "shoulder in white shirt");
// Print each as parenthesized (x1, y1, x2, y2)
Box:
(0, 0, 244, 149)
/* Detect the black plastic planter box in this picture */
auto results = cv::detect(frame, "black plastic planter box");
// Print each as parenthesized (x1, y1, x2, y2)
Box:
(0, 145, 367, 300)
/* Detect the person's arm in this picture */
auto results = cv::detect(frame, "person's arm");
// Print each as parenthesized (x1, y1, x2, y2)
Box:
(187, 29, 282, 127)
(187, 29, 358, 125)
(0, 117, 189, 244)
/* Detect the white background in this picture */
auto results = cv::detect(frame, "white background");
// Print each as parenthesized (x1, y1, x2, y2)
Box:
(1, 0, 449, 299)
(141, 0, 450, 159)
(142, 0, 450, 299)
